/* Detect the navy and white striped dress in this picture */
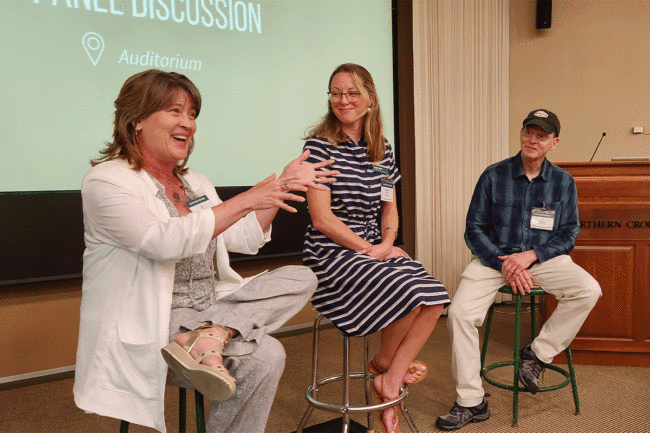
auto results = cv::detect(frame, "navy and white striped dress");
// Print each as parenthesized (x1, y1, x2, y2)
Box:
(303, 137, 450, 337)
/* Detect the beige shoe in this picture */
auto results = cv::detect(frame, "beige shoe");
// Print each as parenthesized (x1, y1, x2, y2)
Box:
(161, 324, 236, 401)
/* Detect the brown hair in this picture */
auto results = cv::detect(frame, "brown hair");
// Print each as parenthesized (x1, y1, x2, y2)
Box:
(91, 69, 202, 174)
(305, 63, 385, 161)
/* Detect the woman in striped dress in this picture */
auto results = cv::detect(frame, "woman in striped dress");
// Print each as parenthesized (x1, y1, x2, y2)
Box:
(302, 63, 450, 433)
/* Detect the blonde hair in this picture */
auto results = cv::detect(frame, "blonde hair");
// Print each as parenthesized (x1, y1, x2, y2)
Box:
(91, 69, 202, 175)
(305, 63, 385, 162)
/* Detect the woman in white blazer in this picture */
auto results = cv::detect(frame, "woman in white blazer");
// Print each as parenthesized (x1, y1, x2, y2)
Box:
(73, 69, 337, 433)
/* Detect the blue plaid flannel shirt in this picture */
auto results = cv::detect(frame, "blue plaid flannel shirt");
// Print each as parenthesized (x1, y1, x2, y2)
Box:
(464, 152, 580, 272)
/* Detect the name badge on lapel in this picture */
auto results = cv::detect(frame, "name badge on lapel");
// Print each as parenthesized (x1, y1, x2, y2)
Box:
(187, 195, 214, 213)
(372, 163, 390, 176)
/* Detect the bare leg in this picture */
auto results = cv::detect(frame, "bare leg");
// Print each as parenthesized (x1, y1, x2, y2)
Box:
(373, 307, 425, 383)
(385, 304, 443, 386)
(373, 374, 400, 433)
(374, 304, 445, 431)
(374, 304, 444, 384)
(377, 307, 419, 365)
(174, 325, 240, 383)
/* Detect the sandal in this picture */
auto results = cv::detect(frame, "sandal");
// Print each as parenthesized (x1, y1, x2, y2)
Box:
(161, 323, 236, 401)
(368, 357, 429, 384)
(371, 375, 401, 433)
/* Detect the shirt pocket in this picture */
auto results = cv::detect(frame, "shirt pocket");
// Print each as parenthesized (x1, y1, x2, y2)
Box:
(491, 194, 520, 228)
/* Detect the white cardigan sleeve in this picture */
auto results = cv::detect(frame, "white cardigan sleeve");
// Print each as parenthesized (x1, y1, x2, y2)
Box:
(203, 183, 271, 255)
(82, 164, 215, 262)
(222, 210, 271, 255)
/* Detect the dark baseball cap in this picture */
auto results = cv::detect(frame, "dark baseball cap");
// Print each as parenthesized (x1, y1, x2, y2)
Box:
(523, 109, 560, 136)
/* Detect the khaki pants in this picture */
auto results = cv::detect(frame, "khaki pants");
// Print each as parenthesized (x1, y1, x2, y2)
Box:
(448, 255, 601, 407)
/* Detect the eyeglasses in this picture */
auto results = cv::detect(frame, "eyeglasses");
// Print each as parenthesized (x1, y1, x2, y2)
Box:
(327, 91, 362, 103)
(523, 128, 552, 141)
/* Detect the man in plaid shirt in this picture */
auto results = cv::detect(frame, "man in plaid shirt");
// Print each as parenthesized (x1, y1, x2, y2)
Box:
(436, 109, 601, 431)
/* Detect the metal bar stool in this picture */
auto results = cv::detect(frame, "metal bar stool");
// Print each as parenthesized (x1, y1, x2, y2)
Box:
(296, 313, 419, 433)
(480, 286, 580, 427)
(119, 387, 206, 433)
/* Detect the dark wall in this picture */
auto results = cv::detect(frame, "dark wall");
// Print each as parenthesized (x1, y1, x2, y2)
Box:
(393, 0, 415, 257)
(0, 187, 310, 285)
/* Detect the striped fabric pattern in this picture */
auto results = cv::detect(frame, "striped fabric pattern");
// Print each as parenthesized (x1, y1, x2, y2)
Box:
(302, 138, 450, 336)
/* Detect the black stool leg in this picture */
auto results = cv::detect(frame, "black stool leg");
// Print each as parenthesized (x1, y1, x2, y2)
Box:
(296, 314, 324, 433)
(120, 388, 204, 433)
(195, 390, 206, 433)
(179, 387, 187, 433)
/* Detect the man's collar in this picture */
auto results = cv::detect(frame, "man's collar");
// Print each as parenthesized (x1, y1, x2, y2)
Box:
(512, 151, 549, 181)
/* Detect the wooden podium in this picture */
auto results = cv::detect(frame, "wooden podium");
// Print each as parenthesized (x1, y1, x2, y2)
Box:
(542, 161, 650, 367)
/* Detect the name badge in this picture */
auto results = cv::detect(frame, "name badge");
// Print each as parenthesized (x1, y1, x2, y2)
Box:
(187, 195, 214, 213)
(372, 163, 390, 176)
(530, 207, 555, 230)
(381, 180, 394, 202)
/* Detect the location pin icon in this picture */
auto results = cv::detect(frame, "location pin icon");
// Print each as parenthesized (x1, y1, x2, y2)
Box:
(82, 32, 105, 66)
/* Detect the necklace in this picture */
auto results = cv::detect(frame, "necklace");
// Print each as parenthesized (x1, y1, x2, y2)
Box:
(172, 175, 192, 202)
(172, 186, 192, 202)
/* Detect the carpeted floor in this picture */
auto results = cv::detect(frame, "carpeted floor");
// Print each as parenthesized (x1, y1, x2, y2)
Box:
(1, 304, 649, 432)
(270, 306, 650, 433)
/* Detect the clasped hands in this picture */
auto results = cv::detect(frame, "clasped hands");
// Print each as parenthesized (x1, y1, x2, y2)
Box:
(361, 242, 410, 261)
(498, 250, 538, 295)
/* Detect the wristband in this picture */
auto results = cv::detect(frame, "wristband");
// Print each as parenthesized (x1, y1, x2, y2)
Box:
(383, 227, 398, 235)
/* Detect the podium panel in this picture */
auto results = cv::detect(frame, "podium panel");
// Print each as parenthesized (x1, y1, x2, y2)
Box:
(542, 162, 650, 367)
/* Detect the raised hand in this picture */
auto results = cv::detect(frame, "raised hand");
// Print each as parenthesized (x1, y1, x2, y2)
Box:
(245, 173, 306, 213)
(279, 150, 338, 191)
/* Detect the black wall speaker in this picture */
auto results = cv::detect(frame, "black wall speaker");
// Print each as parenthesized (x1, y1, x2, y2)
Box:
(536, 0, 552, 29)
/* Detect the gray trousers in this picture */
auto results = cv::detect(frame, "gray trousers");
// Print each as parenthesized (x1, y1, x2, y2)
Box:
(168, 265, 317, 433)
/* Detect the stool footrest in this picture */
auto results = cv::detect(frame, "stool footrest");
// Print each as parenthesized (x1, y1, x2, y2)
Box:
(297, 313, 419, 433)
(305, 378, 409, 414)
(479, 287, 581, 426)
(482, 362, 571, 392)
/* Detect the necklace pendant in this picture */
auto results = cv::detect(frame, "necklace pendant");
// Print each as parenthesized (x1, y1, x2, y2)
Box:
(173, 192, 181, 202)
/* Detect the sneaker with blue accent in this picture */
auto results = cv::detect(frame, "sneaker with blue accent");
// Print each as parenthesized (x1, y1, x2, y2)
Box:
(519, 345, 545, 394)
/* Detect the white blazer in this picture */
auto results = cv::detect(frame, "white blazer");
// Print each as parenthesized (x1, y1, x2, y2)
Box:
(73, 158, 269, 432)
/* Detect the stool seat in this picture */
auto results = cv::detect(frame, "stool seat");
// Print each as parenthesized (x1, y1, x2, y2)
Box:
(497, 285, 548, 296)
(480, 286, 580, 427)
(296, 314, 419, 433)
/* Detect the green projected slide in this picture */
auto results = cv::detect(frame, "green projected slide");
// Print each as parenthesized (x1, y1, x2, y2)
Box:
(1, 0, 394, 191)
